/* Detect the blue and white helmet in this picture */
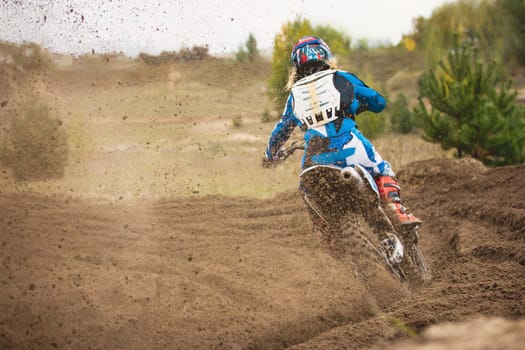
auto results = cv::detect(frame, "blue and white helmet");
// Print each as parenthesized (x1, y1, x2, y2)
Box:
(291, 36, 333, 70)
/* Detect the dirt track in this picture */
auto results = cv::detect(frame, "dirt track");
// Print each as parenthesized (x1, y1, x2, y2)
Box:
(1, 158, 524, 349)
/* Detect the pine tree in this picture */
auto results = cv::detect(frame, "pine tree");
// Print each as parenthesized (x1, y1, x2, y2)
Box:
(236, 33, 259, 63)
(246, 34, 259, 62)
(414, 35, 525, 165)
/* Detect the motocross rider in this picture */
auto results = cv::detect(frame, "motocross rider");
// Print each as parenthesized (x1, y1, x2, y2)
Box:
(262, 36, 421, 228)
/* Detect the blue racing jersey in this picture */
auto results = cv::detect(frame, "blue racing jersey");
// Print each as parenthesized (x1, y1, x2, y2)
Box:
(264, 69, 392, 177)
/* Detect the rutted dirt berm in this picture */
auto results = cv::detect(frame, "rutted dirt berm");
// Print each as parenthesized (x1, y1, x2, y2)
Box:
(1, 158, 524, 349)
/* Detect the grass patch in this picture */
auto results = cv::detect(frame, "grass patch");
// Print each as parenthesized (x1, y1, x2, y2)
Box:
(0, 57, 450, 198)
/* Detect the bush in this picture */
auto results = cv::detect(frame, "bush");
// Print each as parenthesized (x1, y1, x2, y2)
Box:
(139, 46, 209, 66)
(0, 41, 51, 71)
(389, 93, 417, 133)
(0, 95, 69, 180)
(355, 112, 385, 140)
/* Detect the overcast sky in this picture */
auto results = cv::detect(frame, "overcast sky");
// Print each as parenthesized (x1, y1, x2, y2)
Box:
(0, 0, 453, 56)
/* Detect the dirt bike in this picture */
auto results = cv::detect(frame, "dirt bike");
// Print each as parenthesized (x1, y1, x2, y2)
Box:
(274, 140, 431, 283)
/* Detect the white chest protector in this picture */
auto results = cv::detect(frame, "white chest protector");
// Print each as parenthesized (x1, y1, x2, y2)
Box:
(291, 69, 341, 129)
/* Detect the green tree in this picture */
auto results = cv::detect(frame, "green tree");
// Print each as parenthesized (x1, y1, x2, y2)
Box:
(313, 25, 352, 55)
(236, 33, 259, 62)
(500, 0, 525, 64)
(409, 0, 508, 67)
(268, 19, 351, 113)
(268, 19, 314, 112)
(235, 45, 248, 63)
(414, 36, 525, 165)
(390, 93, 417, 134)
(246, 33, 259, 61)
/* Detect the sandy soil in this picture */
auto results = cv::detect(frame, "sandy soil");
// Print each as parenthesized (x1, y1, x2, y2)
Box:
(1, 157, 524, 349)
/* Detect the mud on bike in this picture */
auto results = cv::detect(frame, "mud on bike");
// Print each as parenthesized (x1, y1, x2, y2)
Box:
(271, 140, 431, 283)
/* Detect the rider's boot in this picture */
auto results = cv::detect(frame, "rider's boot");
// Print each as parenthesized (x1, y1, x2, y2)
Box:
(374, 175, 422, 227)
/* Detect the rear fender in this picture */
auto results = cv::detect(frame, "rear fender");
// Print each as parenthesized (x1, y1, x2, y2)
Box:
(352, 164, 379, 198)
(300, 164, 379, 197)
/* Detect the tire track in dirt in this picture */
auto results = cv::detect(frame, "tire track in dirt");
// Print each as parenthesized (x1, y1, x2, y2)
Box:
(288, 158, 525, 349)
(1, 158, 524, 349)
(0, 191, 403, 349)
(150, 193, 405, 349)
(0, 193, 166, 349)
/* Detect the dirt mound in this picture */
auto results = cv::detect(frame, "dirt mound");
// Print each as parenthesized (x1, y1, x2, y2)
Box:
(289, 158, 525, 349)
(370, 317, 525, 350)
(1, 158, 524, 349)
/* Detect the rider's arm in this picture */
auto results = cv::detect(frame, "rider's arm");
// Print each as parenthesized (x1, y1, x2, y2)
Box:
(339, 71, 386, 116)
(264, 95, 299, 160)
